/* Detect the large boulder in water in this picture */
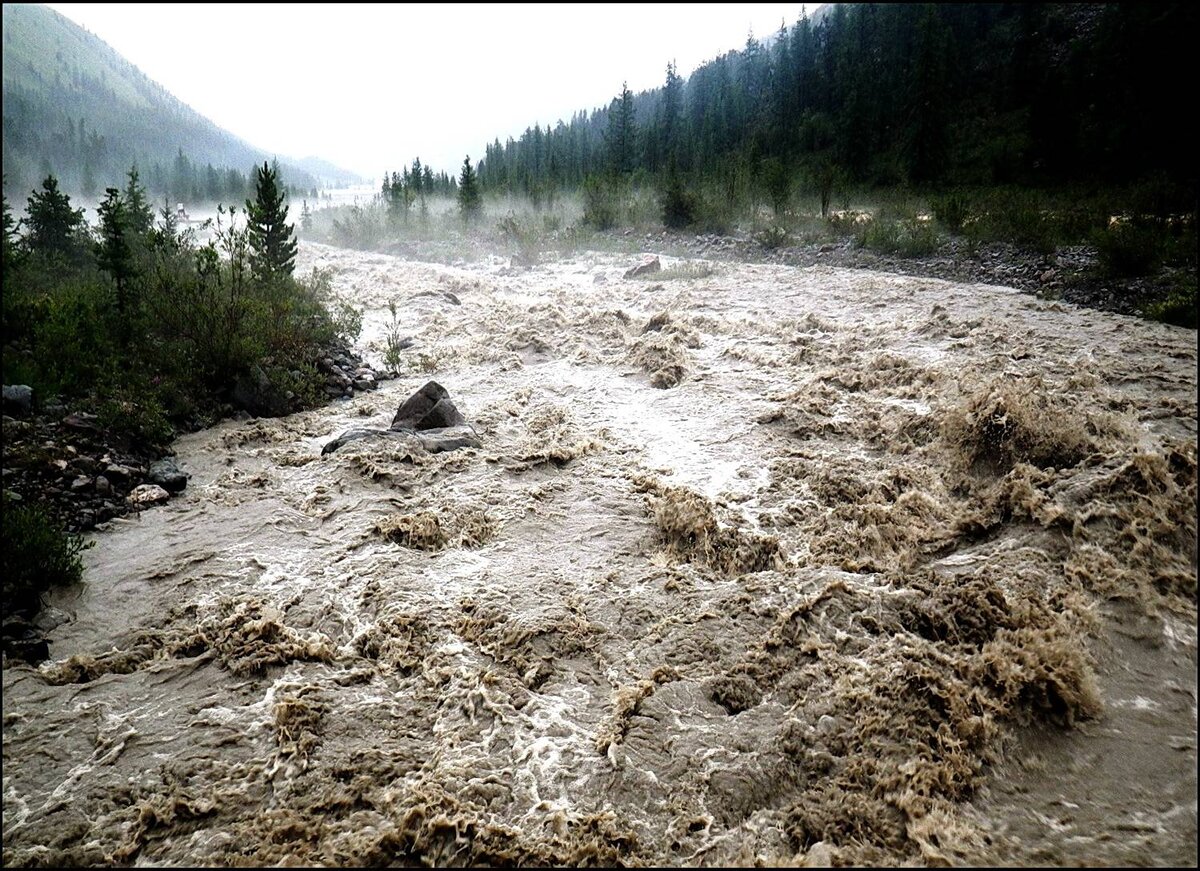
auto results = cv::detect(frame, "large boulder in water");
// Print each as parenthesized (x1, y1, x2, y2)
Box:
(323, 381, 478, 456)
(390, 380, 466, 431)
(148, 457, 189, 493)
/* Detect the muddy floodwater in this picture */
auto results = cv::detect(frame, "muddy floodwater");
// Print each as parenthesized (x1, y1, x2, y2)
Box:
(4, 243, 1196, 866)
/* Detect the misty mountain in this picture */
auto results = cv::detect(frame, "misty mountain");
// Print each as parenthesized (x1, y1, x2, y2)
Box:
(1, 4, 359, 200)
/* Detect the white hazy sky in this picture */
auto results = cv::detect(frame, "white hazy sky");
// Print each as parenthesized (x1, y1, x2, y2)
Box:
(47, 3, 820, 181)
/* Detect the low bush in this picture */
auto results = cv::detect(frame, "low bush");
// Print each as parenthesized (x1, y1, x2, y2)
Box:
(1, 494, 93, 614)
(1093, 220, 1162, 278)
(1142, 275, 1197, 328)
(857, 218, 940, 257)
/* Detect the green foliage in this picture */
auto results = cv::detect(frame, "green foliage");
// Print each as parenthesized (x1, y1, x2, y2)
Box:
(857, 218, 941, 258)
(123, 166, 155, 236)
(660, 172, 696, 229)
(762, 157, 791, 217)
(693, 192, 736, 236)
(5, 161, 363, 447)
(246, 161, 298, 283)
(1, 182, 19, 274)
(457, 156, 482, 223)
(606, 81, 638, 175)
(582, 175, 619, 230)
(930, 192, 969, 233)
(95, 186, 137, 326)
(1, 493, 93, 613)
(1142, 275, 1197, 329)
(22, 175, 86, 261)
(28, 276, 117, 396)
(93, 374, 174, 448)
(962, 190, 1059, 254)
(1093, 220, 1163, 278)
(754, 223, 792, 250)
(382, 300, 407, 372)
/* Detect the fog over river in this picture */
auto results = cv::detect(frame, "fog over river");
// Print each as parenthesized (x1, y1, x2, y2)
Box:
(3, 242, 1196, 866)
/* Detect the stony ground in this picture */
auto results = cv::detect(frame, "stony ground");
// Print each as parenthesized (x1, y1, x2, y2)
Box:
(616, 229, 1192, 319)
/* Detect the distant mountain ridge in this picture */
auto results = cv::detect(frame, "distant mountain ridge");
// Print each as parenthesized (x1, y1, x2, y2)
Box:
(1, 4, 359, 200)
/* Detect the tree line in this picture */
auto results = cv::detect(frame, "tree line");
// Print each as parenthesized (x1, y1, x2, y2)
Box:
(470, 4, 1196, 205)
(2, 160, 357, 446)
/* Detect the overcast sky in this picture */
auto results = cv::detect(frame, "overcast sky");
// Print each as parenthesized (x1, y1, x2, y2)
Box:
(47, 3, 819, 181)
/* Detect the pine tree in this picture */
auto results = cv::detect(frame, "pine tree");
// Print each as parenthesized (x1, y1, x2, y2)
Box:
(606, 82, 637, 175)
(458, 155, 482, 222)
(123, 165, 155, 236)
(23, 175, 85, 259)
(1, 182, 19, 274)
(245, 160, 298, 282)
(96, 186, 135, 327)
(661, 61, 683, 169)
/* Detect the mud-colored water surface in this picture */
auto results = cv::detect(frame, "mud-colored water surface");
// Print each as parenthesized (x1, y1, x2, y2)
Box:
(4, 244, 1196, 866)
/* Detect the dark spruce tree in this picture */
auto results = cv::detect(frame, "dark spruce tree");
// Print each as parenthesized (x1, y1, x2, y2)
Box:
(22, 175, 86, 261)
(95, 187, 136, 327)
(1, 183, 18, 274)
(123, 165, 155, 237)
(245, 161, 298, 283)
(458, 156, 482, 223)
(606, 81, 637, 175)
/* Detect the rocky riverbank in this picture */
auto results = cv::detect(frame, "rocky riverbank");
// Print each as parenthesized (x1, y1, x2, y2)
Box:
(621, 229, 1193, 320)
(1, 344, 390, 664)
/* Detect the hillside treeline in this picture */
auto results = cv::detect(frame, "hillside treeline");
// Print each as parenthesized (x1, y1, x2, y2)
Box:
(475, 4, 1196, 205)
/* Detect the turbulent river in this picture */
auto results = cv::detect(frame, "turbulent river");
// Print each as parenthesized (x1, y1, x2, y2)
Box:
(3, 243, 1196, 866)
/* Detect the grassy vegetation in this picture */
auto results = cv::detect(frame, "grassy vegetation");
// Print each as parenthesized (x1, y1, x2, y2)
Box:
(1, 494, 93, 614)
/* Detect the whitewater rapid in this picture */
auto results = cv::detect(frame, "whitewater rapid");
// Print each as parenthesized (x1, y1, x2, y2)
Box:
(4, 242, 1195, 866)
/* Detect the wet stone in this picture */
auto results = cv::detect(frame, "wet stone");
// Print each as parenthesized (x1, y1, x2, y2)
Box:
(149, 457, 189, 493)
(126, 483, 170, 506)
(390, 380, 466, 431)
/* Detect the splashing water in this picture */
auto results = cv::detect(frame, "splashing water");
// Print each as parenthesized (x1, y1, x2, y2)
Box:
(3, 244, 1195, 866)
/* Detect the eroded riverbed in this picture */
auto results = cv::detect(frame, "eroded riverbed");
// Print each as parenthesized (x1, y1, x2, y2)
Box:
(3, 244, 1196, 866)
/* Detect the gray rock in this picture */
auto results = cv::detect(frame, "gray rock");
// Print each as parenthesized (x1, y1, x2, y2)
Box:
(148, 458, 189, 493)
(322, 381, 480, 456)
(127, 483, 170, 506)
(623, 255, 661, 279)
(95, 475, 112, 496)
(390, 381, 466, 431)
(104, 463, 136, 483)
(2, 385, 32, 415)
(321, 425, 480, 457)
(32, 606, 71, 633)
(415, 426, 482, 454)
(231, 365, 291, 418)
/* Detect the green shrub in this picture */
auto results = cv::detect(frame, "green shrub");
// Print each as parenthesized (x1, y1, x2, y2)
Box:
(694, 194, 735, 236)
(94, 376, 175, 448)
(1094, 221, 1162, 278)
(1142, 275, 1197, 328)
(930, 192, 970, 233)
(970, 190, 1058, 254)
(582, 176, 619, 230)
(661, 177, 697, 229)
(382, 300, 407, 372)
(755, 224, 792, 250)
(857, 218, 940, 257)
(2, 494, 93, 613)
